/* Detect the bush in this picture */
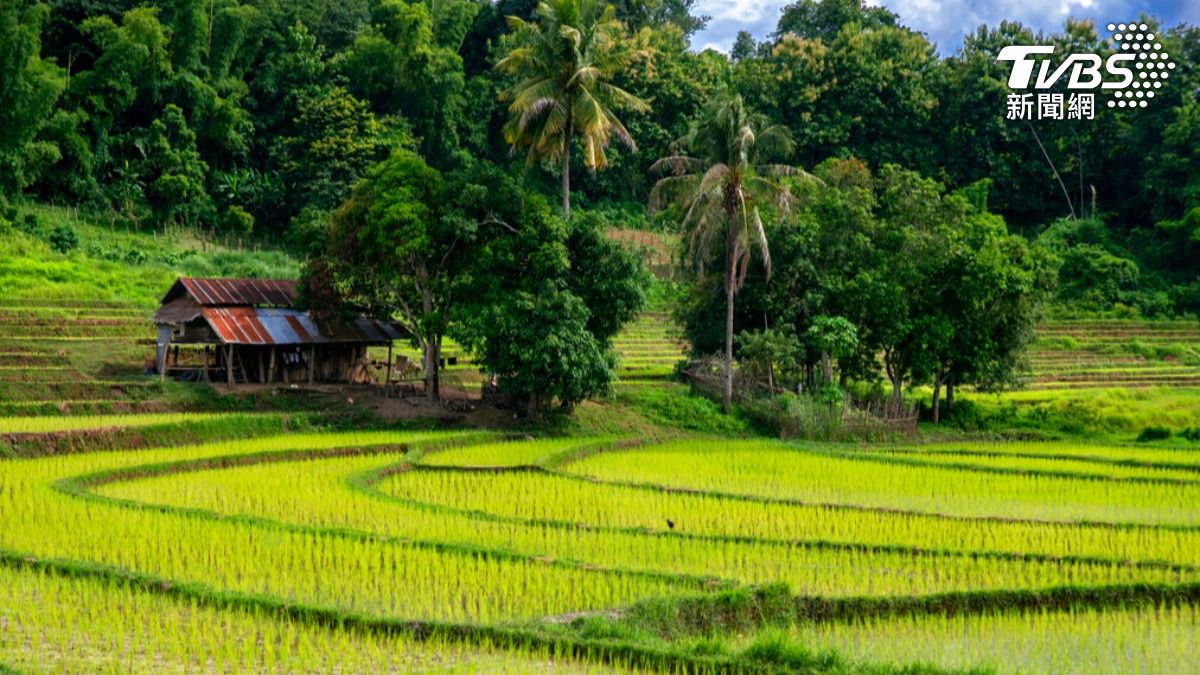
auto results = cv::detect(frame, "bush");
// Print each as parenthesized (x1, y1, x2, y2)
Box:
(16, 212, 42, 237)
(47, 223, 79, 253)
(741, 393, 843, 441)
(943, 398, 987, 431)
(221, 205, 254, 237)
(1181, 427, 1200, 442)
(1136, 426, 1172, 442)
(621, 386, 747, 434)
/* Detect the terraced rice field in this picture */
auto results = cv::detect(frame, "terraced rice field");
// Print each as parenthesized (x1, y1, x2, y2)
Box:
(0, 300, 165, 414)
(611, 312, 688, 384)
(2, 410, 1199, 672)
(1027, 319, 1200, 389)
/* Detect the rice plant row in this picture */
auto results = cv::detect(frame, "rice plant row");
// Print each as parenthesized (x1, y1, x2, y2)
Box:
(777, 601, 1200, 674)
(0, 412, 262, 434)
(378, 466, 1200, 566)
(561, 440, 1200, 527)
(90, 448, 1196, 598)
(0, 565, 623, 674)
(891, 440, 1200, 468)
(860, 448, 1200, 482)
(0, 432, 689, 626)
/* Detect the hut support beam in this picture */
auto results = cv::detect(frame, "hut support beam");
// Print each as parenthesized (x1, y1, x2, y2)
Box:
(268, 347, 277, 384)
(227, 345, 234, 385)
(308, 346, 315, 385)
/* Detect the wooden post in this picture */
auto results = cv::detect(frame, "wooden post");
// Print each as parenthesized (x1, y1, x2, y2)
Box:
(202, 346, 210, 383)
(160, 333, 170, 382)
(307, 345, 315, 385)
(257, 349, 265, 384)
(385, 343, 393, 397)
(268, 347, 277, 384)
(226, 344, 234, 385)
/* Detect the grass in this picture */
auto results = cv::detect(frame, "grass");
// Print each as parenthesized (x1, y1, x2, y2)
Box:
(1, 204, 297, 308)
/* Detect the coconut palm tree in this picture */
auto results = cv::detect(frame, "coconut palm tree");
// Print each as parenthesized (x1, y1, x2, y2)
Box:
(496, 0, 649, 219)
(651, 94, 818, 412)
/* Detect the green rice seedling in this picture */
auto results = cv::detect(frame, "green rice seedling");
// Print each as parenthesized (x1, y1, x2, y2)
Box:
(376, 465, 1200, 567)
(93, 448, 1195, 598)
(889, 441, 1200, 470)
(853, 448, 1200, 482)
(419, 437, 609, 467)
(0, 412, 251, 434)
(0, 555, 624, 672)
(562, 440, 1200, 526)
(778, 602, 1200, 674)
(0, 433, 688, 625)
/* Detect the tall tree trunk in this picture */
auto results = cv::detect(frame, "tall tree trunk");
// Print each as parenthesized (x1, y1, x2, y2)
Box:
(420, 284, 440, 402)
(561, 120, 572, 219)
(946, 381, 955, 414)
(931, 371, 942, 425)
(426, 336, 441, 402)
(723, 227, 736, 413)
(885, 352, 903, 404)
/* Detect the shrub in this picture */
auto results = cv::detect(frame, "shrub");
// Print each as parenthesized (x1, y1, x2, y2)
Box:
(1136, 426, 1172, 442)
(47, 223, 79, 253)
(943, 398, 987, 431)
(16, 212, 42, 236)
(1182, 427, 1200, 442)
(741, 393, 844, 441)
(222, 205, 255, 237)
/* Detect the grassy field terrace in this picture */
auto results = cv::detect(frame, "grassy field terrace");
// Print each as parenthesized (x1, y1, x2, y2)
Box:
(1026, 319, 1200, 389)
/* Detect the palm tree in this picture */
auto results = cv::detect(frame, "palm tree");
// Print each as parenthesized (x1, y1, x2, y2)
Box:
(496, 0, 649, 219)
(650, 94, 818, 412)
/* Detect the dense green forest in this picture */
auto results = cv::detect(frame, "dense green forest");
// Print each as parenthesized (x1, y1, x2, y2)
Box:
(1, 0, 1198, 416)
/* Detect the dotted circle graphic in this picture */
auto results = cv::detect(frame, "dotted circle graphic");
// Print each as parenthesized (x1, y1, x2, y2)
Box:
(1105, 22, 1172, 108)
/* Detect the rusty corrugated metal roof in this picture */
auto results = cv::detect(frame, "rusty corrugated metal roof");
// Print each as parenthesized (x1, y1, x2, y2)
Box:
(161, 278, 297, 307)
(201, 307, 404, 345)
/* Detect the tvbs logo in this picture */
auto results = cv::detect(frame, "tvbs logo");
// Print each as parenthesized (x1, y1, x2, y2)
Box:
(997, 22, 1174, 119)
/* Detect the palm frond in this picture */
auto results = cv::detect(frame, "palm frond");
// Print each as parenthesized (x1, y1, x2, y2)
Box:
(647, 174, 701, 212)
(649, 155, 705, 177)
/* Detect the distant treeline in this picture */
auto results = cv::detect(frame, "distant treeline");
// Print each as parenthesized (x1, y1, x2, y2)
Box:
(0, 0, 1197, 315)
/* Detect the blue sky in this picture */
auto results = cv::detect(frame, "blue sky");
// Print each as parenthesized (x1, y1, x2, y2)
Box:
(690, 0, 1200, 55)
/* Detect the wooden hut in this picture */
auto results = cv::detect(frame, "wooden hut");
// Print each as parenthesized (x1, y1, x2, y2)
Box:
(153, 277, 404, 385)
